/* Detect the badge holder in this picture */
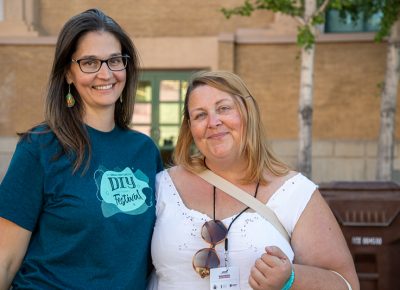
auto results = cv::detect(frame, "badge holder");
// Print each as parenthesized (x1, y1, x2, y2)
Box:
(210, 251, 240, 290)
(210, 266, 240, 290)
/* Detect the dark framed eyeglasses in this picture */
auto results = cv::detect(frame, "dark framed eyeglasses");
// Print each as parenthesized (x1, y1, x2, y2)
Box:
(71, 55, 130, 73)
(192, 220, 228, 278)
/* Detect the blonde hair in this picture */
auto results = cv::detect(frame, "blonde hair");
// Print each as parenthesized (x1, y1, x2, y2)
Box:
(173, 71, 290, 184)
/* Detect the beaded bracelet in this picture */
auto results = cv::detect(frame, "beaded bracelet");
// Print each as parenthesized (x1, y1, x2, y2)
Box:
(281, 269, 295, 290)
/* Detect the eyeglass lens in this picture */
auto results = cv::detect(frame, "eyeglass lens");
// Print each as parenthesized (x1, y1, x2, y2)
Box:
(77, 56, 128, 73)
(192, 220, 228, 278)
(193, 248, 220, 278)
(201, 220, 227, 244)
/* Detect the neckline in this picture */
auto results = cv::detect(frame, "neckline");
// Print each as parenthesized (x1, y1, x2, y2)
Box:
(85, 124, 119, 135)
(163, 170, 301, 221)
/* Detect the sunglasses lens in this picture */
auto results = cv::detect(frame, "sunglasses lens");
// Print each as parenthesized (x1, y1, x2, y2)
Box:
(193, 248, 220, 278)
(201, 220, 228, 245)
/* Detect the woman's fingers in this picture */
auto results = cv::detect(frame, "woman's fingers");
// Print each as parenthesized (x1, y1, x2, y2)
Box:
(248, 246, 293, 290)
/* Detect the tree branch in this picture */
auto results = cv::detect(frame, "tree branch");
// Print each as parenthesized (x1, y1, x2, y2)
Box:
(315, 0, 331, 17)
(295, 16, 306, 26)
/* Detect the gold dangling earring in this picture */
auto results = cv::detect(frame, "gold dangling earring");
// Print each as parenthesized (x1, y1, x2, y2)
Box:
(119, 95, 123, 103)
(66, 83, 75, 108)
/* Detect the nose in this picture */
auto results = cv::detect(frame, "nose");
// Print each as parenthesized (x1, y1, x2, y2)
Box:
(208, 112, 222, 127)
(96, 62, 112, 78)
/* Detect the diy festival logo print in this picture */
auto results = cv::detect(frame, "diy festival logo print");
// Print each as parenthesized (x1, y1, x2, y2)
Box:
(94, 166, 153, 217)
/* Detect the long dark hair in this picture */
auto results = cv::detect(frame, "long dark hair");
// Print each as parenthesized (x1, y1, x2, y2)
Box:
(25, 8, 139, 173)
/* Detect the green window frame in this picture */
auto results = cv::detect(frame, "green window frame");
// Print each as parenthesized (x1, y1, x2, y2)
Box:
(133, 70, 197, 164)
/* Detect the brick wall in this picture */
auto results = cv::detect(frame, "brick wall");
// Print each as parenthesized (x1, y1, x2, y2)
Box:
(0, 1, 398, 182)
(0, 45, 53, 134)
(39, 0, 274, 37)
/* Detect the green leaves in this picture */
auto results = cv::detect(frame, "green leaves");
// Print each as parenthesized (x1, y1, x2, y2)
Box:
(220, 0, 400, 47)
(220, 0, 322, 49)
(221, 0, 303, 19)
(376, 0, 400, 41)
(297, 25, 315, 49)
(221, 0, 255, 19)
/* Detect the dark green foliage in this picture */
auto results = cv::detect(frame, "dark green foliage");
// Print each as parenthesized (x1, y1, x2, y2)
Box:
(221, 0, 303, 19)
(220, 0, 327, 48)
(221, 0, 400, 47)
(330, 0, 400, 41)
(298, 25, 315, 49)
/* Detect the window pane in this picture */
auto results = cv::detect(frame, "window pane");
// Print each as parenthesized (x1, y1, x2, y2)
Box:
(132, 125, 151, 136)
(325, 10, 363, 33)
(159, 126, 179, 147)
(137, 81, 152, 102)
(180, 80, 188, 102)
(160, 103, 180, 123)
(366, 12, 382, 32)
(132, 103, 151, 124)
(160, 80, 180, 101)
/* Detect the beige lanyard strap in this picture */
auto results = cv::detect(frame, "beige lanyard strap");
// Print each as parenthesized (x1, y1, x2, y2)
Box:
(197, 169, 290, 242)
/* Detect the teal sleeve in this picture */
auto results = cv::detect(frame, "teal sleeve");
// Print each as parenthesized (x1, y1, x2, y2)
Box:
(0, 141, 44, 231)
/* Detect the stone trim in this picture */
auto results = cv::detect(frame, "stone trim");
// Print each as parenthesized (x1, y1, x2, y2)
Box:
(0, 0, 40, 37)
(0, 36, 56, 44)
(219, 30, 379, 45)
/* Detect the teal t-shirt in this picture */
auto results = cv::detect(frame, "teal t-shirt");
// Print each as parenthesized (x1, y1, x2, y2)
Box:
(0, 125, 163, 289)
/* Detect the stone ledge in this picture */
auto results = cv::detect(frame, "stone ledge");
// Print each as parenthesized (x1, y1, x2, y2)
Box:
(0, 36, 56, 45)
(0, 136, 18, 152)
(219, 29, 379, 44)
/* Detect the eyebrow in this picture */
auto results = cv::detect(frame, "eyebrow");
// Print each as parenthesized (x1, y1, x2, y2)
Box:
(75, 52, 123, 59)
(189, 98, 233, 114)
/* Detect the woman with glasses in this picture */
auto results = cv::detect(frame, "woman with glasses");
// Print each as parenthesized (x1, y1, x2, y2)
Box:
(0, 9, 162, 289)
(150, 71, 359, 290)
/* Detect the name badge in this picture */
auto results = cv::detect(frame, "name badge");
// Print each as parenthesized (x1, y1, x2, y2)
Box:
(210, 266, 240, 290)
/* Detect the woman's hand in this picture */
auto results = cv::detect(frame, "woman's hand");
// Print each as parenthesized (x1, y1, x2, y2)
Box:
(249, 246, 292, 290)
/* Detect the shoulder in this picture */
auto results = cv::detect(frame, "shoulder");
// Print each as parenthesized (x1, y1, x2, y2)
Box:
(20, 124, 54, 141)
(17, 124, 58, 154)
(156, 166, 190, 179)
(283, 171, 317, 191)
(167, 166, 194, 181)
(158, 166, 196, 189)
(295, 172, 318, 192)
(156, 168, 168, 180)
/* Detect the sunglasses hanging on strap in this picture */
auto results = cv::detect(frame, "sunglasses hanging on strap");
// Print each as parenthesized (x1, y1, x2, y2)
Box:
(197, 169, 290, 243)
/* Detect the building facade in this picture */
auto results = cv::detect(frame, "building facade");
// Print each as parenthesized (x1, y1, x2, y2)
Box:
(0, 0, 399, 183)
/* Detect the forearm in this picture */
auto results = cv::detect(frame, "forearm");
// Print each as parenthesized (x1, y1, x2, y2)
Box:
(0, 218, 32, 290)
(290, 264, 359, 290)
(0, 268, 14, 290)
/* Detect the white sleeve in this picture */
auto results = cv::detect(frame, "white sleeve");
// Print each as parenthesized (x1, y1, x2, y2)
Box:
(267, 174, 317, 236)
(155, 170, 167, 217)
(146, 270, 159, 290)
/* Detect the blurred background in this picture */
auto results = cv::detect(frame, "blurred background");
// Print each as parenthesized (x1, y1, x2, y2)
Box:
(0, 0, 398, 183)
(0, 1, 399, 289)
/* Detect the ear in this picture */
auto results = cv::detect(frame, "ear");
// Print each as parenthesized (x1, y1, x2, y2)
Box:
(66, 71, 73, 85)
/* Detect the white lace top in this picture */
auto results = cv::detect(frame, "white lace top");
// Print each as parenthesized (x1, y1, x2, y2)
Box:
(150, 170, 317, 290)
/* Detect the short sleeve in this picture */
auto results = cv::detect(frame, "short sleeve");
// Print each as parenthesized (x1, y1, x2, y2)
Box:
(0, 141, 44, 231)
(155, 170, 167, 217)
(267, 174, 317, 237)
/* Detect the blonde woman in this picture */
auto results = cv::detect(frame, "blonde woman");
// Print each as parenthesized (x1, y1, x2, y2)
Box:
(150, 71, 359, 290)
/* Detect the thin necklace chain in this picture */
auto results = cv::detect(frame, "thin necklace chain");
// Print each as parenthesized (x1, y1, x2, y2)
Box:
(213, 182, 260, 263)
(213, 182, 260, 230)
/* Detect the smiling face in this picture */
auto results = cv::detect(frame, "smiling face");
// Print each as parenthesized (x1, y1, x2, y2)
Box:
(188, 85, 243, 163)
(66, 30, 126, 118)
